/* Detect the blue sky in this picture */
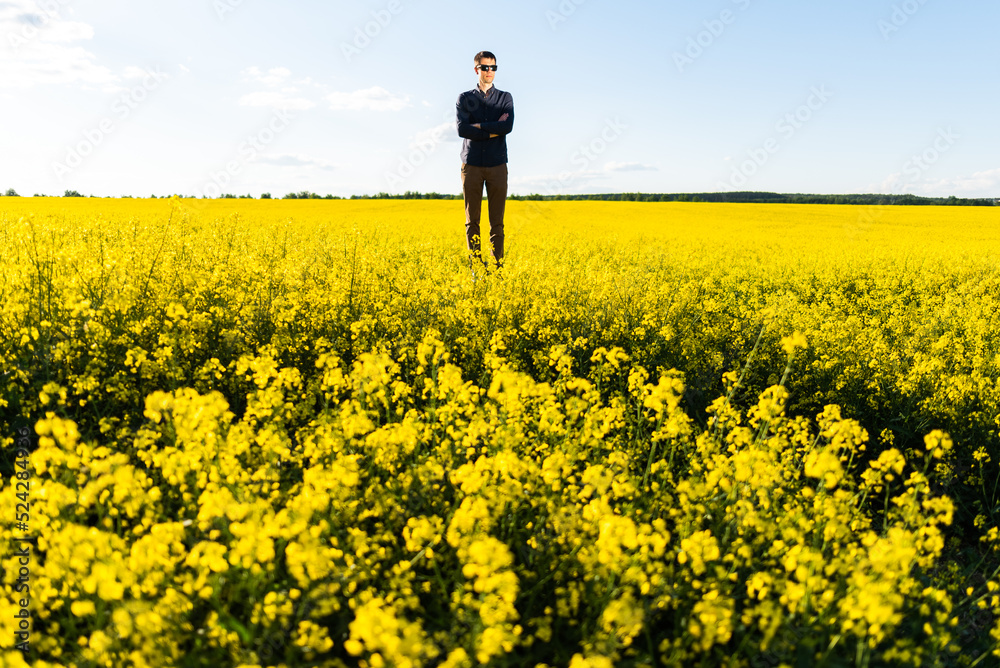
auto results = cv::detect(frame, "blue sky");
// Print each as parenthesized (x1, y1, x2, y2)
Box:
(1, 0, 997, 198)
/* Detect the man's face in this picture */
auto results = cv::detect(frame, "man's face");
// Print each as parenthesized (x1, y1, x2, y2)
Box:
(476, 58, 496, 87)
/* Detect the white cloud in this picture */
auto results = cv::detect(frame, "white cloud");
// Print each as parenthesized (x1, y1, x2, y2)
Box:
(242, 66, 292, 86)
(920, 168, 1000, 197)
(0, 44, 118, 89)
(876, 167, 1000, 198)
(509, 170, 609, 195)
(409, 121, 457, 150)
(0, 0, 118, 90)
(37, 19, 92, 42)
(876, 173, 905, 194)
(257, 153, 337, 170)
(327, 86, 410, 112)
(238, 67, 318, 110)
(604, 161, 658, 172)
(122, 65, 153, 80)
(239, 91, 315, 111)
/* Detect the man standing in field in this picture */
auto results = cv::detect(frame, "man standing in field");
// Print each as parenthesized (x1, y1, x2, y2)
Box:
(456, 50, 514, 276)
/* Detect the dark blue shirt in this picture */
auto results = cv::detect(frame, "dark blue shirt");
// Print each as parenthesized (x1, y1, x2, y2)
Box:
(456, 85, 514, 167)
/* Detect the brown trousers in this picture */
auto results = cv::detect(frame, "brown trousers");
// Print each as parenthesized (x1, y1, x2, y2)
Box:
(461, 163, 507, 263)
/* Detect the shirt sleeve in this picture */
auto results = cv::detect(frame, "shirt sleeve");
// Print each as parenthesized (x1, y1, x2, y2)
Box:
(456, 94, 492, 141)
(476, 92, 514, 135)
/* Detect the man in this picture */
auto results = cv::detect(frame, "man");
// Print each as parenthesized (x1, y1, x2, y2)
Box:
(456, 50, 514, 275)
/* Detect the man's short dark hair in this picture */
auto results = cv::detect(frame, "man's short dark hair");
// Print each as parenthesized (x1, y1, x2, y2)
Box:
(474, 51, 497, 64)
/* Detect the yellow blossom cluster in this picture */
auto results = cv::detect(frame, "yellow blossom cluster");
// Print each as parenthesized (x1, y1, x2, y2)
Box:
(1, 197, 1000, 666)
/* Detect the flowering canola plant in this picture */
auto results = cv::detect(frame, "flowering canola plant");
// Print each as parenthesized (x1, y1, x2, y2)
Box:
(1, 197, 1000, 667)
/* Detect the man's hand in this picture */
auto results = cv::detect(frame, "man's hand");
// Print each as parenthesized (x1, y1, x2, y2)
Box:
(490, 113, 509, 137)
(474, 112, 509, 138)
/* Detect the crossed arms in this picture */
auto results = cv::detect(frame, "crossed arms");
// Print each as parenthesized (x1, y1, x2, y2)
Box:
(456, 92, 514, 141)
(475, 113, 509, 138)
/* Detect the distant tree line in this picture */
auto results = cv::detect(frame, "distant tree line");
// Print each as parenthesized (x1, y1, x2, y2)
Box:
(281, 192, 342, 199)
(349, 191, 460, 200)
(2, 189, 996, 205)
(507, 192, 999, 206)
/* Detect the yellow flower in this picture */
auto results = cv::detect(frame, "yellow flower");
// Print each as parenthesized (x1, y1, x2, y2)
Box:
(780, 331, 808, 355)
(70, 600, 96, 617)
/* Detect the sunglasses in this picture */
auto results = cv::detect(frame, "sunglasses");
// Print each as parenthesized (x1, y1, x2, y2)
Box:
(477, 65, 498, 72)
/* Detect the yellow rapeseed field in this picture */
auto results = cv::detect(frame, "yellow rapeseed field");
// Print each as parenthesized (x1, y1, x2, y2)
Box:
(1, 197, 1000, 667)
